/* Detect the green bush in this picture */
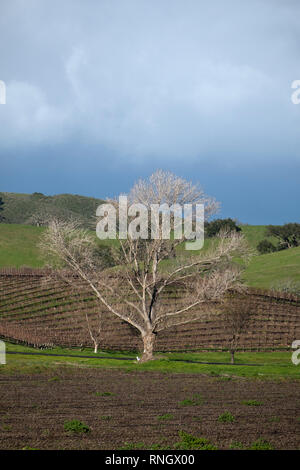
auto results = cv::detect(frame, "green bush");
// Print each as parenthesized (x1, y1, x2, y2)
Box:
(205, 218, 241, 238)
(175, 431, 217, 450)
(218, 411, 235, 423)
(257, 240, 277, 254)
(266, 223, 300, 250)
(64, 420, 90, 434)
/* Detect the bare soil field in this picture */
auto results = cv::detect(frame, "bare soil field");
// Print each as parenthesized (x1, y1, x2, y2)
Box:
(0, 368, 299, 450)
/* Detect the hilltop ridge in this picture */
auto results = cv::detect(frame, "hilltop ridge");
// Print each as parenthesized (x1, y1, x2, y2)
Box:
(0, 192, 105, 229)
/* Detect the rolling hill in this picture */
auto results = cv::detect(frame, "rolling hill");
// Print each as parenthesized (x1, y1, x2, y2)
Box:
(0, 192, 105, 228)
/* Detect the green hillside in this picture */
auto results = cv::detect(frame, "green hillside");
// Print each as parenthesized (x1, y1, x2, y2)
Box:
(0, 222, 299, 290)
(243, 245, 300, 289)
(0, 192, 105, 228)
(239, 224, 277, 248)
(0, 224, 45, 268)
(0, 224, 115, 268)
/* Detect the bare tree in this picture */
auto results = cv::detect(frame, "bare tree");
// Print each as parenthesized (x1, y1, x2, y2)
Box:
(40, 171, 252, 362)
(84, 310, 103, 353)
(27, 211, 50, 227)
(221, 297, 253, 363)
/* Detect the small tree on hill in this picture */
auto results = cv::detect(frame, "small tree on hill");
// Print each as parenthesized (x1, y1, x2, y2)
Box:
(221, 297, 253, 363)
(266, 224, 300, 250)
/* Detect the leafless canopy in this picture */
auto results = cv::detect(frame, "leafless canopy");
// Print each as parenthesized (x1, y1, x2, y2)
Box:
(40, 170, 252, 361)
(221, 297, 254, 363)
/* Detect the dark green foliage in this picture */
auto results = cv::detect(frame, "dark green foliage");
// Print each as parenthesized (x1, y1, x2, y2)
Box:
(205, 218, 241, 238)
(64, 419, 90, 434)
(218, 411, 235, 423)
(174, 431, 218, 450)
(0, 196, 4, 222)
(257, 239, 277, 254)
(265, 223, 300, 250)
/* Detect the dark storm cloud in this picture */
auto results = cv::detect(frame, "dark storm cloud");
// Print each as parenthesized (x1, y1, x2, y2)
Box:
(0, 0, 300, 163)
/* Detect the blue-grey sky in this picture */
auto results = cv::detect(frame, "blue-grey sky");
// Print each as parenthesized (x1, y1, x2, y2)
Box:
(0, 0, 300, 224)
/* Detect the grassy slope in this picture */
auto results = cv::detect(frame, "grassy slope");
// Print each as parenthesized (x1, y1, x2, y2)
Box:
(0, 224, 46, 268)
(240, 225, 276, 247)
(0, 223, 116, 268)
(243, 246, 300, 288)
(0, 223, 299, 289)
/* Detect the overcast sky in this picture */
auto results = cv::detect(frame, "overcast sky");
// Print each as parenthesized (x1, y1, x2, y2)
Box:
(0, 0, 300, 223)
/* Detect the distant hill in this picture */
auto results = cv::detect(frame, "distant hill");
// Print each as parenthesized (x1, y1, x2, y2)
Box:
(0, 192, 105, 229)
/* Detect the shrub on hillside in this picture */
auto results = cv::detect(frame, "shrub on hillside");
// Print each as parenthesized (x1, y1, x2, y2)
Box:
(257, 239, 277, 254)
(266, 223, 300, 250)
(205, 218, 241, 238)
(0, 196, 4, 222)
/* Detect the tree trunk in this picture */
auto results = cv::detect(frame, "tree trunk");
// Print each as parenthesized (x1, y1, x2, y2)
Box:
(140, 332, 156, 362)
(94, 342, 98, 354)
(230, 350, 235, 364)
